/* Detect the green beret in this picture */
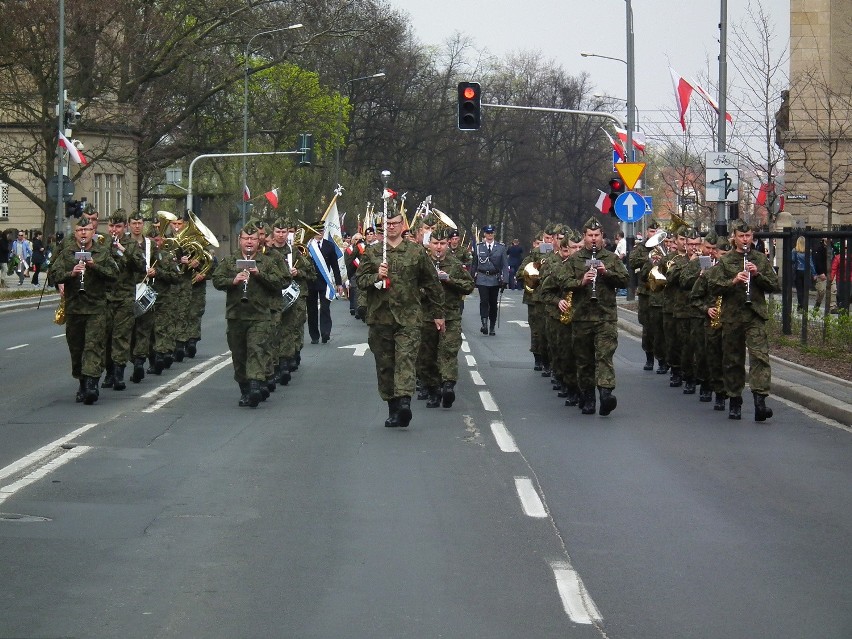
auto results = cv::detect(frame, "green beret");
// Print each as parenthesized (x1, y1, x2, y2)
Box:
(240, 221, 260, 236)
(731, 220, 752, 233)
(582, 216, 602, 231)
(128, 210, 144, 221)
(108, 209, 127, 224)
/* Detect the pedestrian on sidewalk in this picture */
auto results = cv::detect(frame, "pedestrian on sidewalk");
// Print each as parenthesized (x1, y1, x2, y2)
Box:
(11, 231, 32, 286)
(0, 231, 9, 288)
(30, 231, 46, 285)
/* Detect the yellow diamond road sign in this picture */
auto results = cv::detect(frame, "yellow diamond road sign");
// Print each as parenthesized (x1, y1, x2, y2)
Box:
(615, 162, 646, 191)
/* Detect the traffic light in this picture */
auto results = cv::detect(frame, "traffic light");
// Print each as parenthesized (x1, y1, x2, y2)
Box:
(457, 82, 481, 130)
(298, 132, 313, 166)
(64, 200, 83, 218)
(608, 177, 625, 205)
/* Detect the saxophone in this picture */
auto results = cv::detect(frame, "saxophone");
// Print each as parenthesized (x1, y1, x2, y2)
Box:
(710, 295, 723, 329)
(559, 292, 574, 325)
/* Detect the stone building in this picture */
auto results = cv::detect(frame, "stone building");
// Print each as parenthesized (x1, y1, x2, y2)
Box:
(779, 0, 852, 229)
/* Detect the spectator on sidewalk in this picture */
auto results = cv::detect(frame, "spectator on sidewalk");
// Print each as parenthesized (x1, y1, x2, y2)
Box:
(506, 238, 525, 290)
(11, 231, 32, 286)
(30, 231, 46, 285)
(791, 236, 816, 313)
(0, 231, 9, 288)
(811, 237, 829, 310)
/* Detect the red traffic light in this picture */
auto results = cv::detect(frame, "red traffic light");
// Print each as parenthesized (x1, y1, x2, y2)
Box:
(463, 86, 477, 100)
(609, 178, 624, 191)
(457, 81, 481, 130)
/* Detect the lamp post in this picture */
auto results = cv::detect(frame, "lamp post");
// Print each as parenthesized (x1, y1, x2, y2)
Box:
(593, 93, 640, 130)
(580, 51, 627, 65)
(242, 23, 303, 222)
(334, 72, 385, 186)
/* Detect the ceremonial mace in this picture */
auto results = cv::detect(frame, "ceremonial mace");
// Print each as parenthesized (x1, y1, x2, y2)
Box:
(375, 169, 391, 289)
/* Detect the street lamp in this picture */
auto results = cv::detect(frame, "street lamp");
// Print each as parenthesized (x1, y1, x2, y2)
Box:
(334, 72, 385, 186)
(593, 92, 640, 129)
(242, 23, 303, 221)
(580, 51, 627, 65)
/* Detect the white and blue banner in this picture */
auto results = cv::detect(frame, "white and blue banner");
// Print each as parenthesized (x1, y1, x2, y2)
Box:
(309, 239, 337, 301)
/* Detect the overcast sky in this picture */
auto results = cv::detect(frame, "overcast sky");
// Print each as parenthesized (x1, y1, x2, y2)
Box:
(389, 0, 789, 137)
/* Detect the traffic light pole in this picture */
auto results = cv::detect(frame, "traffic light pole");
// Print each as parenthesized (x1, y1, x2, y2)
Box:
(481, 103, 625, 128)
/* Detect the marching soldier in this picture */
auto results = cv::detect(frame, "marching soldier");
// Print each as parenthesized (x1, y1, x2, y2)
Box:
(448, 229, 472, 269)
(562, 217, 629, 415)
(667, 228, 702, 393)
(517, 230, 554, 371)
(659, 229, 689, 386)
(128, 212, 155, 383)
(630, 220, 660, 370)
(416, 227, 475, 408)
(707, 221, 780, 421)
(146, 225, 182, 375)
(48, 217, 119, 404)
(356, 206, 445, 428)
(212, 221, 288, 408)
(102, 210, 146, 391)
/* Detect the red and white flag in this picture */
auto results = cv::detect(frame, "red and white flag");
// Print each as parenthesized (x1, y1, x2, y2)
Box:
(602, 129, 626, 161)
(264, 188, 279, 208)
(614, 126, 647, 153)
(242, 184, 251, 202)
(595, 190, 612, 214)
(670, 67, 733, 131)
(691, 80, 733, 125)
(58, 131, 88, 166)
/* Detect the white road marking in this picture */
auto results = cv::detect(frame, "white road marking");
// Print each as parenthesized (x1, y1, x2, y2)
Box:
(490, 421, 519, 452)
(507, 320, 529, 327)
(52, 334, 65, 339)
(143, 357, 232, 413)
(551, 561, 602, 625)
(478, 390, 498, 412)
(461, 341, 470, 353)
(470, 370, 485, 386)
(465, 354, 476, 368)
(0, 446, 92, 506)
(0, 422, 100, 484)
(140, 353, 230, 399)
(514, 476, 547, 518)
(6, 344, 28, 350)
(338, 342, 370, 356)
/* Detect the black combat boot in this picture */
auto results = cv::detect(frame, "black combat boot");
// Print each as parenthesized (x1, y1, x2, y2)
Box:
(82, 376, 99, 405)
(488, 321, 496, 336)
(656, 359, 669, 375)
(295, 350, 301, 367)
(102, 367, 115, 388)
(564, 386, 580, 407)
(714, 392, 727, 411)
(397, 396, 413, 427)
(288, 356, 298, 372)
(247, 380, 262, 408)
(154, 353, 165, 375)
(669, 367, 683, 387)
(417, 383, 430, 400)
(384, 398, 400, 427)
(130, 357, 145, 383)
(598, 387, 617, 416)
(266, 376, 277, 393)
(552, 376, 561, 390)
(163, 352, 173, 369)
(557, 383, 569, 398)
(113, 364, 126, 391)
(753, 393, 773, 422)
(75, 377, 86, 403)
(174, 341, 185, 362)
(278, 359, 291, 385)
(698, 383, 713, 402)
(185, 338, 198, 358)
(541, 359, 552, 377)
(426, 387, 442, 408)
(238, 382, 250, 407)
(644, 352, 655, 371)
(728, 395, 743, 420)
(683, 376, 696, 394)
(259, 382, 270, 401)
(580, 389, 596, 415)
(441, 381, 456, 408)
(533, 354, 543, 371)
(480, 317, 488, 334)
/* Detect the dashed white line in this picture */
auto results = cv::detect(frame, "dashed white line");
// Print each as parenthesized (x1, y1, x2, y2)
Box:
(52, 334, 66, 339)
(490, 421, 519, 452)
(551, 561, 602, 625)
(0, 446, 92, 505)
(465, 354, 476, 368)
(0, 422, 100, 484)
(142, 357, 232, 413)
(478, 390, 498, 412)
(6, 344, 28, 350)
(140, 352, 230, 399)
(470, 370, 485, 386)
(461, 341, 470, 353)
(514, 476, 547, 518)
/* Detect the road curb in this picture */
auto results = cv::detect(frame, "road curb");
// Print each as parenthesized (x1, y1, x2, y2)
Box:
(0, 294, 60, 313)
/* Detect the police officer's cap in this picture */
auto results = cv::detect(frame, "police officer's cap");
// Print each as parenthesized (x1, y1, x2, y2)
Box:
(482, 224, 495, 233)
(582, 216, 603, 231)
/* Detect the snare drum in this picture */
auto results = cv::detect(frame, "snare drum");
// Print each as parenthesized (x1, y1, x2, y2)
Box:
(134, 282, 157, 317)
(281, 281, 301, 311)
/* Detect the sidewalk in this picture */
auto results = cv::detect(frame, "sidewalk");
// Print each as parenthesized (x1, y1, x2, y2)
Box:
(0, 278, 60, 311)
(617, 306, 852, 427)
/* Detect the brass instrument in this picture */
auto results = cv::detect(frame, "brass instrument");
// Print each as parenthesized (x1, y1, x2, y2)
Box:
(174, 211, 219, 277)
(54, 297, 66, 325)
(710, 295, 723, 329)
(523, 260, 541, 293)
(559, 291, 574, 325)
(645, 231, 668, 292)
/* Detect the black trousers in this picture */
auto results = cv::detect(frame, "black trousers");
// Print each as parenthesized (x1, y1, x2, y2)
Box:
(307, 289, 332, 340)
(477, 285, 500, 326)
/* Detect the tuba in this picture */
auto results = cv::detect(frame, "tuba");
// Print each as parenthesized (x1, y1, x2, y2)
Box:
(523, 260, 541, 293)
(175, 211, 219, 277)
(645, 231, 668, 292)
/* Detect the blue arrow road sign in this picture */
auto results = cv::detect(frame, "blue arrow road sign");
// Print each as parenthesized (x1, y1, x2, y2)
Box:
(614, 191, 644, 223)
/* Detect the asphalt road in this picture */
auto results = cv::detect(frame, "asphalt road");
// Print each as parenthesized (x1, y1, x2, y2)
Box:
(0, 288, 849, 639)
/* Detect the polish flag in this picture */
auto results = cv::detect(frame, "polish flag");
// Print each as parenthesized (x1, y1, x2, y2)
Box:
(243, 184, 251, 202)
(691, 81, 733, 125)
(382, 188, 397, 200)
(614, 126, 647, 153)
(755, 183, 774, 206)
(602, 129, 626, 161)
(670, 68, 694, 131)
(264, 188, 279, 208)
(595, 190, 612, 214)
(58, 131, 88, 166)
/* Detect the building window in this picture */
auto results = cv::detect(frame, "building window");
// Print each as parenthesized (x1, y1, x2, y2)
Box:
(0, 181, 8, 219)
(115, 174, 123, 210)
(93, 174, 101, 211)
(105, 174, 112, 213)
(93, 173, 125, 214)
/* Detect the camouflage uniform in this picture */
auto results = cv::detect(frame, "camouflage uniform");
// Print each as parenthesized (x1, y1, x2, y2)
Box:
(666, 250, 695, 386)
(148, 241, 182, 373)
(417, 250, 474, 406)
(707, 242, 780, 418)
(212, 244, 288, 399)
(677, 255, 711, 395)
(281, 246, 316, 369)
(691, 259, 726, 408)
(562, 232, 629, 415)
(660, 251, 689, 384)
(356, 236, 444, 426)
(526, 250, 556, 372)
(48, 222, 119, 403)
(629, 239, 655, 368)
(129, 231, 156, 381)
(104, 229, 146, 387)
(539, 253, 579, 404)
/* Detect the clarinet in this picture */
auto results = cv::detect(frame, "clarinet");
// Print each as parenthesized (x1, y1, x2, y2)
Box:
(241, 249, 253, 303)
(744, 252, 752, 305)
(78, 241, 87, 291)
(589, 245, 598, 301)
